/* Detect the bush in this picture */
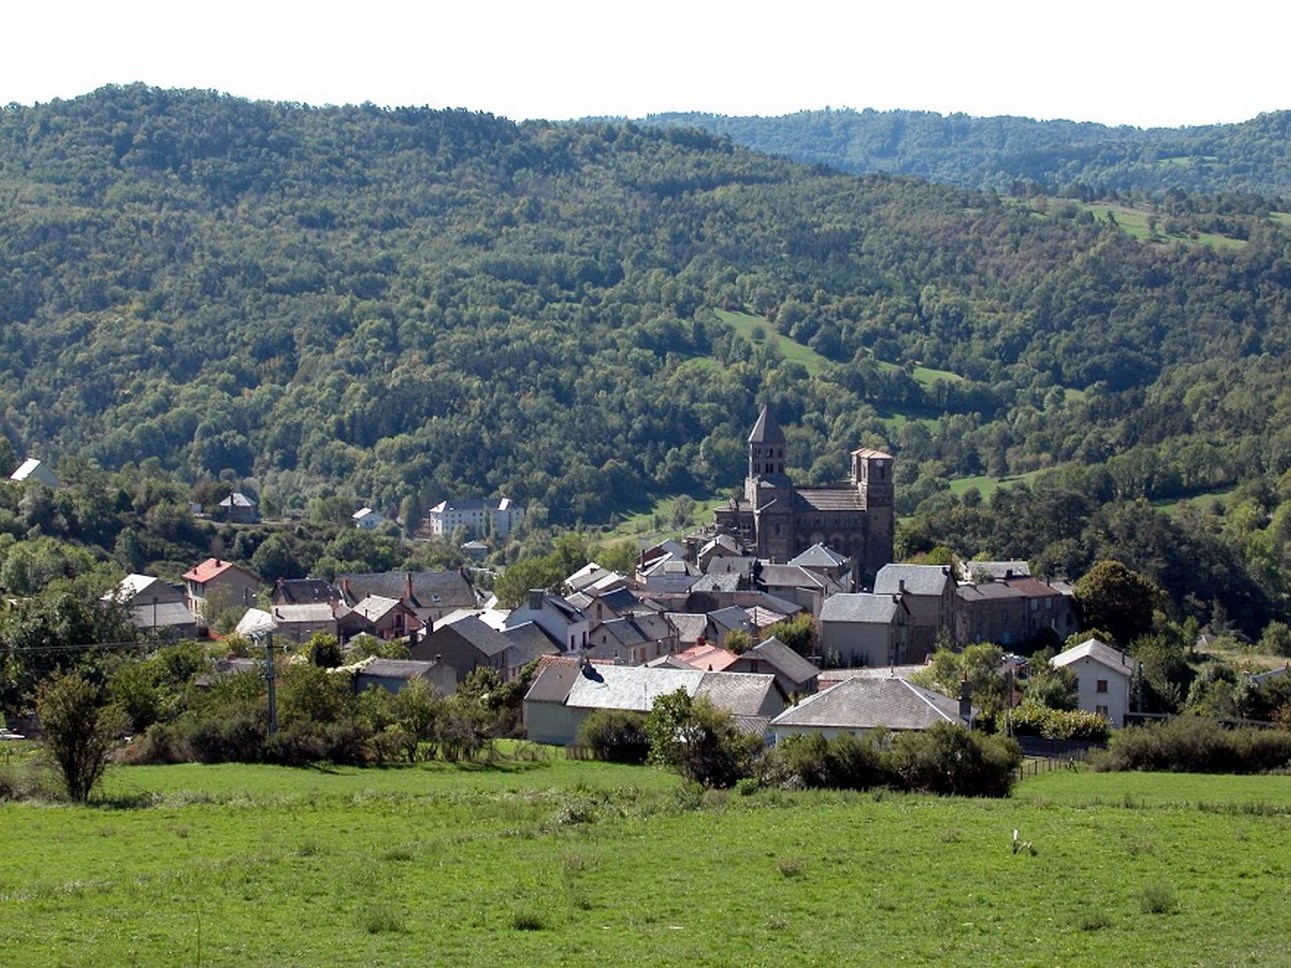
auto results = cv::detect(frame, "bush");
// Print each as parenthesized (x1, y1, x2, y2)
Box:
(120, 721, 192, 765)
(769, 732, 892, 790)
(645, 690, 762, 788)
(1010, 701, 1111, 742)
(885, 723, 1022, 797)
(1091, 716, 1291, 773)
(576, 708, 650, 764)
(35, 670, 126, 802)
(185, 710, 265, 763)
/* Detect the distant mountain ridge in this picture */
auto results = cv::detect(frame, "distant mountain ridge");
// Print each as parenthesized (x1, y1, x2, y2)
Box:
(640, 108, 1291, 199)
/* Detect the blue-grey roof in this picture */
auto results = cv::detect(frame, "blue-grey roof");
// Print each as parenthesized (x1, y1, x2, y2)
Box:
(820, 593, 902, 624)
(565, 664, 704, 712)
(771, 676, 969, 731)
(874, 564, 952, 597)
(788, 543, 850, 568)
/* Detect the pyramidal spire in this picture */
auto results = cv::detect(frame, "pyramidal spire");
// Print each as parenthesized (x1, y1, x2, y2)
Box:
(748, 404, 785, 445)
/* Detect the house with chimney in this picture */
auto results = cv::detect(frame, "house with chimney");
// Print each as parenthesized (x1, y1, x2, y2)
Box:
(336, 570, 479, 626)
(182, 558, 261, 629)
(504, 590, 590, 652)
(873, 564, 956, 662)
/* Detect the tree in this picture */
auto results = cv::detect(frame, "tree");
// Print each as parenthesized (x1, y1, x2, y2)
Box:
(645, 689, 761, 788)
(1073, 559, 1165, 646)
(36, 669, 125, 802)
(911, 642, 1008, 724)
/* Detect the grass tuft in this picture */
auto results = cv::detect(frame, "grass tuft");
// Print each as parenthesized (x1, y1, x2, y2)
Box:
(776, 855, 805, 878)
(1139, 885, 1179, 915)
(361, 905, 406, 934)
(512, 911, 545, 931)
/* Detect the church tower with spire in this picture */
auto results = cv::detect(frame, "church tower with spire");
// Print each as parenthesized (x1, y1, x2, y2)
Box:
(713, 407, 895, 585)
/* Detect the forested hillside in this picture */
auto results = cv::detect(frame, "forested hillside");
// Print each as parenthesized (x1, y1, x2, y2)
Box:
(3, 85, 1291, 630)
(645, 108, 1291, 199)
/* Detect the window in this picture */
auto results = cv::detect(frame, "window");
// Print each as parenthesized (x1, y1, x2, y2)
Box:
(1096, 679, 1109, 693)
(1095, 705, 1109, 718)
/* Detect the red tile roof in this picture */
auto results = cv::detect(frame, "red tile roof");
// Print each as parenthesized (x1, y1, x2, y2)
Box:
(182, 558, 244, 584)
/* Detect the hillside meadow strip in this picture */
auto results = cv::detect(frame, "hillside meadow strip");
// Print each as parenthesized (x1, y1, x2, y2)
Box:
(3, 761, 1291, 966)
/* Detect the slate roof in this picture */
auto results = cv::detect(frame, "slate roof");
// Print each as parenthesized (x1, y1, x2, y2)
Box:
(665, 612, 709, 645)
(524, 660, 583, 704)
(565, 665, 705, 712)
(820, 593, 903, 624)
(352, 594, 406, 624)
(691, 572, 743, 593)
(748, 405, 786, 445)
(337, 570, 478, 609)
(105, 574, 176, 605)
(758, 564, 828, 590)
(10, 457, 60, 486)
(357, 658, 440, 681)
(874, 564, 952, 597)
(794, 487, 867, 512)
(704, 556, 757, 577)
(219, 492, 257, 509)
(1052, 638, 1136, 677)
(708, 605, 753, 633)
(696, 671, 781, 717)
(273, 578, 340, 605)
(771, 676, 968, 731)
(270, 603, 336, 624)
(744, 636, 820, 686)
(441, 613, 512, 657)
(127, 601, 196, 631)
(788, 543, 850, 569)
(961, 559, 1031, 581)
(501, 622, 562, 665)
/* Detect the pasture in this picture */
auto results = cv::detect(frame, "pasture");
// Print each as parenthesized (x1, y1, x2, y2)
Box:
(3, 757, 1291, 966)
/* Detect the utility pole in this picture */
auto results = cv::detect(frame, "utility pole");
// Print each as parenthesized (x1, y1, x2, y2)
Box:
(258, 631, 278, 735)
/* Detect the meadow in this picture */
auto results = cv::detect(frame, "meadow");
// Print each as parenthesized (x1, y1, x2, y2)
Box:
(4, 753, 1291, 966)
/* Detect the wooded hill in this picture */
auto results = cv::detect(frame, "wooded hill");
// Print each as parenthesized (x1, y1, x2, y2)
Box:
(644, 108, 1291, 200)
(3, 85, 1291, 630)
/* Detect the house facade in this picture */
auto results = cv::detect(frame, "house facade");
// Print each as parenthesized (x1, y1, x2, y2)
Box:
(1051, 638, 1137, 726)
(426, 497, 525, 538)
(182, 558, 261, 628)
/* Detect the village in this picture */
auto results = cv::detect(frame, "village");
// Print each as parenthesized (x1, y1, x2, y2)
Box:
(80, 407, 1134, 752)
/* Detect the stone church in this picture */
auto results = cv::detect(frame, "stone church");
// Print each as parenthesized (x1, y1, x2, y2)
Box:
(713, 406, 894, 585)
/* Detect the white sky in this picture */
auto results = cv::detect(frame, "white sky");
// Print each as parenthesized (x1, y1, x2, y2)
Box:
(4, 1, 1288, 128)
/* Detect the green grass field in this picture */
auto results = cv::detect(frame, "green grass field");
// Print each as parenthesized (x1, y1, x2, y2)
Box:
(4, 757, 1291, 966)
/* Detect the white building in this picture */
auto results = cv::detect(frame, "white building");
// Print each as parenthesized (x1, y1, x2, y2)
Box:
(352, 507, 384, 530)
(426, 497, 525, 538)
(1051, 638, 1138, 727)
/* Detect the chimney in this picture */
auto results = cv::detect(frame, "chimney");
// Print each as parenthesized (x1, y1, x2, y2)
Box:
(959, 678, 973, 728)
(898, 579, 906, 594)
(528, 588, 544, 611)
(405, 571, 414, 602)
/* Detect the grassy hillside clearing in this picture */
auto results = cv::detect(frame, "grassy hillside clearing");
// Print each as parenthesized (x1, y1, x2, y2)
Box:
(3, 758, 1290, 966)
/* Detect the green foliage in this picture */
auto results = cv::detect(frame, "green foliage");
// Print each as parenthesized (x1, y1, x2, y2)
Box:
(35, 669, 126, 802)
(911, 642, 1008, 724)
(1091, 716, 1291, 774)
(576, 709, 650, 764)
(885, 723, 1022, 797)
(766, 731, 889, 791)
(1009, 701, 1111, 742)
(763, 613, 815, 657)
(1074, 560, 1165, 646)
(305, 632, 343, 669)
(645, 690, 761, 788)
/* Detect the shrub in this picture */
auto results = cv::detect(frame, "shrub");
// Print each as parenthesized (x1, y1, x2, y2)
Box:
(261, 722, 327, 766)
(1010, 701, 1111, 742)
(185, 710, 265, 763)
(769, 731, 892, 791)
(645, 690, 762, 788)
(1091, 717, 1291, 774)
(36, 670, 126, 802)
(885, 723, 1022, 797)
(120, 721, 192, 765)
(576, 708, 650, 764)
